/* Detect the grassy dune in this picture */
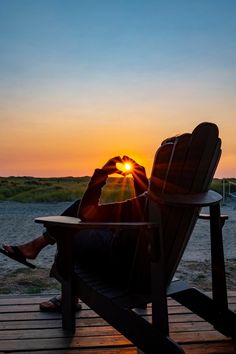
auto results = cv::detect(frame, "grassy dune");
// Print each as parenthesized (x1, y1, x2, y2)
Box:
(0, 176, 136, 203)
(0, 176, 235, 203)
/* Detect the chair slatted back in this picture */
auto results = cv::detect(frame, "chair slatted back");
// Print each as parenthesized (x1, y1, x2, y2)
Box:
(148, 123, 221, 285)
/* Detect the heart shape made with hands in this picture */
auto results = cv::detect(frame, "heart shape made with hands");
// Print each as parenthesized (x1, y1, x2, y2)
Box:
(116, 162, 133, 174)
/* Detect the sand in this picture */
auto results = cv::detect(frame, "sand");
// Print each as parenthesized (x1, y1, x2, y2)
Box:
(0, 199, 235, 293)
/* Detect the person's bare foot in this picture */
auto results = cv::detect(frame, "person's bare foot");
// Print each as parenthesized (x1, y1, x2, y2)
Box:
(3, 235, 49, 260)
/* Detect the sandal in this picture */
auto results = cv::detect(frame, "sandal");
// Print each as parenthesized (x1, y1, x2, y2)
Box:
(0, 246, 36, 269)
(39, 295, 82, 312)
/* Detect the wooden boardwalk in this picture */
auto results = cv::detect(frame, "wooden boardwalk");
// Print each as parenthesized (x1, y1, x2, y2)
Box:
(0, 292, 236, 353)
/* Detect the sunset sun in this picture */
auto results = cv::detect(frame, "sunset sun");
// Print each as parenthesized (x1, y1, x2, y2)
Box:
(124, 163, 132, 171)
(116, 162, 133, 174)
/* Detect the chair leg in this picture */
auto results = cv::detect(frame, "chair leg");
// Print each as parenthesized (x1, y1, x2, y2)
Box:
(55, 229, 76, 332)
(170, 204, 236, 339)
(210, 203, 228, 309)
(61, 279, 76, 332)
(51, 261, 76, 332)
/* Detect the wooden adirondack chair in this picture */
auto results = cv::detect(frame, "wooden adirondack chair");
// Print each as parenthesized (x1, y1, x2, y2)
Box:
(35, 122, 236, 354)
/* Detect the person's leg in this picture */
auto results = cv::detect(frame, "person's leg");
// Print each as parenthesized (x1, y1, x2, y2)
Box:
(72, 228, 113, 267)
(72, 229, 115, 282)
(3, 235, 51, 259)
(2, 200, 82, 259)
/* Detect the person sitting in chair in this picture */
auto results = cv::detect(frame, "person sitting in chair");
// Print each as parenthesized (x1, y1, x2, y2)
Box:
(1, 155, 149, 311)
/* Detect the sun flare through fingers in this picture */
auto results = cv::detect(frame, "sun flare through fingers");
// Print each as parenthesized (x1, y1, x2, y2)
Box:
(124, 162, 132, 172)
(116, 162, 133, 174)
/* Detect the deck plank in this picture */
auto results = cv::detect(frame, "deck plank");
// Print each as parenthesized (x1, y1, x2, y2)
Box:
(0, 293, 235, 353)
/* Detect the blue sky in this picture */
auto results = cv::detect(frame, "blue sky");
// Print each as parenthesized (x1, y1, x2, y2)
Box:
(1, 0, 235, 85)
(0, 0, 236, 177)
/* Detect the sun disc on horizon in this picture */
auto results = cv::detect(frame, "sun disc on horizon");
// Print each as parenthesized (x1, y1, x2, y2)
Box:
(124, 162, 132, 171)
(116, 162, 133, 174)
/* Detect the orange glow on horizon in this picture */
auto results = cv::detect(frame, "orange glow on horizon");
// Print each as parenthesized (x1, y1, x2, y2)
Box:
(0, 104, 235, 178)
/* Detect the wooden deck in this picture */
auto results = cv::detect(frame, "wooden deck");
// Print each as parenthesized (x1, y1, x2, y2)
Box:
(0, 292, 236, 354)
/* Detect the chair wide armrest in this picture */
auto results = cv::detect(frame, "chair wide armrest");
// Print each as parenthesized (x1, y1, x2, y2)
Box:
(149, 190, 222, 207)
(35, 216, 159, 230)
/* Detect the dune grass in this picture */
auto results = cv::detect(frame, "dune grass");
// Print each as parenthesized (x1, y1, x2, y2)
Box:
(0, 176, 135, 203)
(0, 176, 235, 203)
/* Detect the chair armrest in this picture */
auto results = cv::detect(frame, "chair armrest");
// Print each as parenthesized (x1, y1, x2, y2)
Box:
(149, 190, 222, 207)
(35, 216, 159, 230)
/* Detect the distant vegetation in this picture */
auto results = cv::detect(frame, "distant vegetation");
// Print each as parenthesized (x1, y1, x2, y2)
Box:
(0, 176, 135, 203)
(0, 176, 235, 203)
(211, 178, 236, 196)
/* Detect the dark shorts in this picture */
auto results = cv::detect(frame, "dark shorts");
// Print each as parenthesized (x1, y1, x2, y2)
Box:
(72, 228, 138, 283)
(73, 228, 113, 265)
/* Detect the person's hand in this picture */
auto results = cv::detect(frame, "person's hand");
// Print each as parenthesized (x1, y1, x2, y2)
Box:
(122, 155, 146, 176)
(101, 156, 123, 176)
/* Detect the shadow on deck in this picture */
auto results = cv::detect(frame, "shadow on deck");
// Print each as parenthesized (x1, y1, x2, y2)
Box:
(0, 292, 236, 353)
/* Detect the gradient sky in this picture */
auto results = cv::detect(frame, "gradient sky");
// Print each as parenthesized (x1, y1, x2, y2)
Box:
(0, 0, 235, 178)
